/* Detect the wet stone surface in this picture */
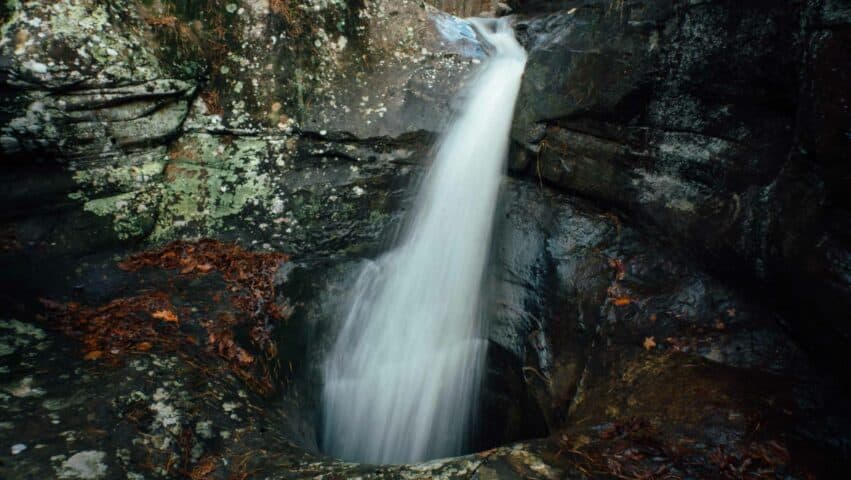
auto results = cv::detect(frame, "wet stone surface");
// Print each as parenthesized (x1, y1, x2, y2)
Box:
(1, 181, 850, 479)
(0, 308, 568, 480)
(0, 230, 565, 479)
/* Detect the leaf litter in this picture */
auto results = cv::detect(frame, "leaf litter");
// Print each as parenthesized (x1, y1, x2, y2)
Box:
(40, 239, 292, 396)
(557, 417, 800, 479)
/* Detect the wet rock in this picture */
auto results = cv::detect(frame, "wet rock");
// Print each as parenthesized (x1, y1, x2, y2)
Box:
(0, 0, 503, 260)
(1, 0, 195, 252)
(1, 204, 846, 480)
(6, 376, 46, 398)
(510, 0, 851, 372)
(56, 450, 107, 480)
(0, 319, 47, 357)
(488, 180, 818, 428)
(145, 130, 424, 256)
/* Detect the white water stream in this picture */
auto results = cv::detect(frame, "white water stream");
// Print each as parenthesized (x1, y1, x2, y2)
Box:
(321, 17, 527, 464)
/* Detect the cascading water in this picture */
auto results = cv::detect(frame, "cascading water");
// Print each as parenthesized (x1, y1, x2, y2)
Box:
(321, 17, 527, 464)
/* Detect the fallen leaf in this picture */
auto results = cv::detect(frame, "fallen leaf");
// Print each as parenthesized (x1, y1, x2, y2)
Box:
(236, 349, 254, 365)
(643, 336, 656, 351)
(190, 456, 217, 480)
(84, 350, 104, 360)
(135, 342, 153, 351)
(196, 263, 214, 273)
(613, 296, 632, 307)
(151, 310, 178, 323)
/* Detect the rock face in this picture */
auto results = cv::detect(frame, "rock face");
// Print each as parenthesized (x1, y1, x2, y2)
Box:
(2, 180, 846, 479)
(57, 451, 108, 479)
(1, 0, 195, 250)
(1, 0, 851, 479)
(487, 180, 845, 453)
(509, 0, 851, 369)
(0, 0, 480, 256)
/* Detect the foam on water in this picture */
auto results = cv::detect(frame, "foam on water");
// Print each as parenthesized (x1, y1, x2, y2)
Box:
(321, 17, 527, 464)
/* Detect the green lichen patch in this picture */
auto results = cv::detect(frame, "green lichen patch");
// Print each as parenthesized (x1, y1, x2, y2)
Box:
(2, 0, 163, 88)
(151, 133, 276, 241)
(66, 148, 167, 241)
(80, 189, 159, 241)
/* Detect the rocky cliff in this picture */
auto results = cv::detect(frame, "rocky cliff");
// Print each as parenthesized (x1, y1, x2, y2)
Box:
(509, 0, 851, 372)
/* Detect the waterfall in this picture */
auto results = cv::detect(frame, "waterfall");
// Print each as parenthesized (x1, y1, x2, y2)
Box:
(320, 17, 527, 464)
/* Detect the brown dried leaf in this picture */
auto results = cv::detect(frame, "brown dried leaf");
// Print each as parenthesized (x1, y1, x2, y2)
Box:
(84, 350, 104, 360)
(196, 263, 214, 273)
(180, 262, 196, 274)
(613, 296, 632, 307)
(151, 310, 178, 323)
(236, 349, 254, 365)
(189, 456, 217, 480)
